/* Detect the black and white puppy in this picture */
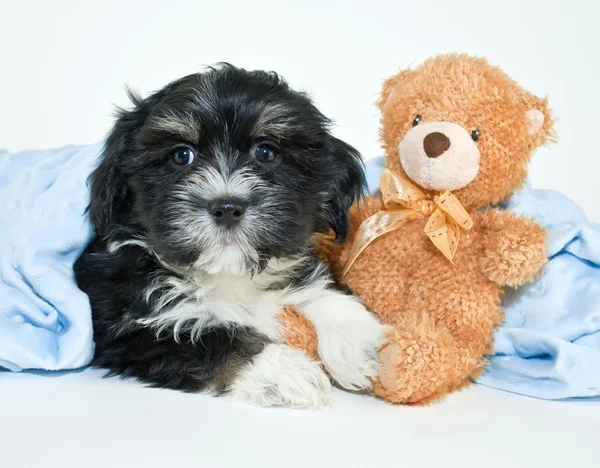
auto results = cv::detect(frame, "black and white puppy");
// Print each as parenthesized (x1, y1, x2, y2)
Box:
(74, 64, 384, 408)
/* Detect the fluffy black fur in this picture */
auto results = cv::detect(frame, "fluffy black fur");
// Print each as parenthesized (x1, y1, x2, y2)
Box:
(75, 64, 366, 393)
(75, 240, 269, 392)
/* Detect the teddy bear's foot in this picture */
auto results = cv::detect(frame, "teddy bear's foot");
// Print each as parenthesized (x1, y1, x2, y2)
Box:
(372, 318, 460, 405)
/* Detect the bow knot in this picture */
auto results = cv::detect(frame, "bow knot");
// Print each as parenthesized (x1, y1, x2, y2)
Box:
(342, 169, 473, 276)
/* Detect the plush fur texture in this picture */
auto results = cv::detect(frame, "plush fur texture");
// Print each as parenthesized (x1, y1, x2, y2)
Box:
(283, 54, 553, 405)
(74, 64, 386, 406)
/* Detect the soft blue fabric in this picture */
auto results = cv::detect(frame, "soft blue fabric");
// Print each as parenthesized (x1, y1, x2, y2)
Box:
(364, 157, 600, 399)
(0, 144, 101, 371)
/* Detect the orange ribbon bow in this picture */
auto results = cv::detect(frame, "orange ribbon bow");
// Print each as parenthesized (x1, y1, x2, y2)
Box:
(342, 168, 474, 276)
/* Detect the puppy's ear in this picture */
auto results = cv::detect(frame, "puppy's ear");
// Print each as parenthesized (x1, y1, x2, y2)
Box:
(321, 137, 367, 243)
(89, 90, 145, 236)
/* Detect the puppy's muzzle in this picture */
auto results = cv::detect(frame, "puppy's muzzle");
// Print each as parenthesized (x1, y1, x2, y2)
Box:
(209, 198, 246, 228)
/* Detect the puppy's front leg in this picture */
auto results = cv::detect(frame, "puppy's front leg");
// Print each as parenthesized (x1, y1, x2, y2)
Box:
(230, 343, 331, 408)
(300, 287, 385, 391)
(95, 325, 330, 408)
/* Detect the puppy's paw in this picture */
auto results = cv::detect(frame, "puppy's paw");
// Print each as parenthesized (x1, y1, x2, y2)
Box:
(229, 343, 331, 408)
(317, 301, 386, 391)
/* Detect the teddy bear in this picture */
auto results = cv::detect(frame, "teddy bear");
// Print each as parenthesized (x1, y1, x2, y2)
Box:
(280, 53, 554, 405)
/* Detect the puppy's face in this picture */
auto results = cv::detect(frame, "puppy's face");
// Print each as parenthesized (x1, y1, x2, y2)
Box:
(90, 65, 365, 275)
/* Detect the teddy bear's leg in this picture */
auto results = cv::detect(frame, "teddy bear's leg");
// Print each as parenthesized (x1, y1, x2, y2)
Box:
(442, 287, 503, 393)
(372, 311, 459, 404)
(373, 280, 503, 405)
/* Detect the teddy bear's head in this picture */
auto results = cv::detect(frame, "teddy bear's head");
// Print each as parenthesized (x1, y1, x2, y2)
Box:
(378, 54, 554, 210)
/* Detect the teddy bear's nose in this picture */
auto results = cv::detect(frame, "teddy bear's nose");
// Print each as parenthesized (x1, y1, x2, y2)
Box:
(423, 132, 451, 158)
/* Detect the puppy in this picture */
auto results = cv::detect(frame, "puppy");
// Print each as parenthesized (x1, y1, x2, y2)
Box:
(74, 64, 384, 408)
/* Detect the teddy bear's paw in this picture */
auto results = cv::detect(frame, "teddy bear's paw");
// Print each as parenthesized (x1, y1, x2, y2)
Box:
(316, 302, 387, 391)
(229, 343, 331, 409)
(481, 220, 547, 288)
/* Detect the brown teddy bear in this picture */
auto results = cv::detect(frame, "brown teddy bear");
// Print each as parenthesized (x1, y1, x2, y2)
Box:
(281, 53, 554, 405)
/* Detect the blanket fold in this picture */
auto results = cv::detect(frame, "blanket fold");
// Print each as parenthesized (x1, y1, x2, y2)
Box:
(0, 144, 101, 371)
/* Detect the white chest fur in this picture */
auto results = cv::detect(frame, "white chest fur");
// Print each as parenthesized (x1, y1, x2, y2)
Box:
(138, 259, 386, 396)
(198, 273, 288, 340)
(139, 263, 327, 342)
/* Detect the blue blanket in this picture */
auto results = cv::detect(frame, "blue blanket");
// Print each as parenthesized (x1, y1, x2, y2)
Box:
(0, 144, 101, 371)
(365, 157, 600, 400)
(480, 184, 600, 399)
(1, 148, 599, 400)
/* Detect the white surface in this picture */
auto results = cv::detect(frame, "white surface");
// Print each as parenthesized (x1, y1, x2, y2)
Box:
(0, 368, 598, 468)
(1, 0, 600, 220)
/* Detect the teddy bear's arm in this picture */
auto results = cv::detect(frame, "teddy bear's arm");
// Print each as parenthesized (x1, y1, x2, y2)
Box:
(280, 307, 320, 362)
(317, 195, 383, 278)
(292, 197, 384, 361)
(478, 210, 548, 288)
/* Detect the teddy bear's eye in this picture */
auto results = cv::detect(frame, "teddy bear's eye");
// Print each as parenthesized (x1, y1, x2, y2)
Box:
(412, 114, 422, 127)
(471, 129, 481, 142)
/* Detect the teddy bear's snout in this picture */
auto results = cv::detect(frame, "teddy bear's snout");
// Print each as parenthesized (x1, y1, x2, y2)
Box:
(423, 132, 451, 158)
(399, 121, 481, 191)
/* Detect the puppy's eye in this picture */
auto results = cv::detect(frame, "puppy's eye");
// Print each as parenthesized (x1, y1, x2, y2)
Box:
(171, 147, 195, 167)
(254, 143, 279, 165)
(471, 129, 481, 142)
(412, 114, 422, 127)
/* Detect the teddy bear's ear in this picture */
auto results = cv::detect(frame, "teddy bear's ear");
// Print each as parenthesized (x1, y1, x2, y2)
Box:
(526, 109, 545, 135)
(520, 91, 555, 146)
(377, 69, 417, 112)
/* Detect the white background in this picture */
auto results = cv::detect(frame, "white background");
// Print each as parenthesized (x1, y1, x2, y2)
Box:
(1, 368, 598, 468)
(1, 2, 599, 467)
(1, 0, 599, 220)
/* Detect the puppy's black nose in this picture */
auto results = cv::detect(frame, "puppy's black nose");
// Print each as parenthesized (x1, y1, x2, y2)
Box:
(208, 198, 246, 228)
